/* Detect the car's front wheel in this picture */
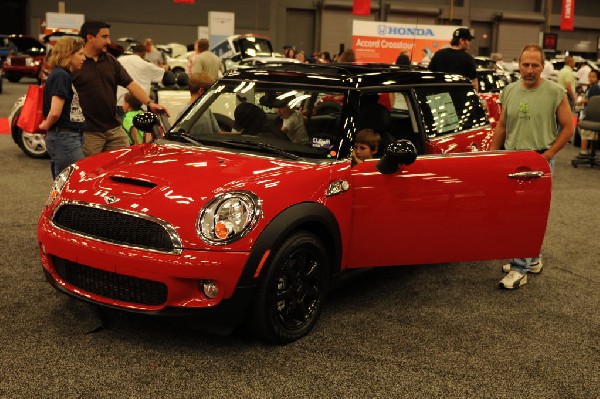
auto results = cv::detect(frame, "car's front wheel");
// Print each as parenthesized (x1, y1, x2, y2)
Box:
(19, 130, 48, 158)
(6, 73, 21, 83)
(13, 109, 48, 158)
(250, 231, 330, 344)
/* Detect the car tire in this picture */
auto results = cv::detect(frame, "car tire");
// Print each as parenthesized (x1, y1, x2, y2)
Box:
(13, 108, 48, 158)
(249, 231, 330, 344)
(172, 67, 185, 74)
(6, 73, 21, 83)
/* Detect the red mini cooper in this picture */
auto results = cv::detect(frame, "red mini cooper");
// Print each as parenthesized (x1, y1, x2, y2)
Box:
(38, 64, 551, 344)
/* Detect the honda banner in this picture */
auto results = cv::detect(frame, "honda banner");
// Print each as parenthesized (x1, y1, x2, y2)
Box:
(352, 21, 460, 64)
(560, 0, 575, 31)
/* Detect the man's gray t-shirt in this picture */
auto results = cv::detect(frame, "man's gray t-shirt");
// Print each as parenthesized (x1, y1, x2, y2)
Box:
(500, 79, 565, 150)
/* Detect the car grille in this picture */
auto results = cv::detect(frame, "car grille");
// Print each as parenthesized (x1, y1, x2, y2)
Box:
(8, 57, 25, 66)
(53, 256, 168, 306)
(52, 203, 178, 253)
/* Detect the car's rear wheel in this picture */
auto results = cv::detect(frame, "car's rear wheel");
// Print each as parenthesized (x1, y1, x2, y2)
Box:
(250, 231, 330, 344)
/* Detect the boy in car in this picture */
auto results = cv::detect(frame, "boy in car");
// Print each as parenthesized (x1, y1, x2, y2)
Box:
(351, 128, 380, 165)
(275, 103, 309, 144)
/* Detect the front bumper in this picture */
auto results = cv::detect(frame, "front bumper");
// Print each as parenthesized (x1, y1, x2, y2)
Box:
(38, 214, 255, 325)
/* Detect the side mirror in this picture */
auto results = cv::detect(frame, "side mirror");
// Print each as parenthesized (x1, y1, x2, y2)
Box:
(376, 139, 417, 174)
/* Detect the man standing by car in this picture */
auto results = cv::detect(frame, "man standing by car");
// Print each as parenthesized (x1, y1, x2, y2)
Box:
(558, 55, 577, 108)
(489, 43, 573, 289)
(428, 28, 478, 92)
(190, 38, 222, 81)
(73, 21, 167, 156)
(116, 43, 165, 115)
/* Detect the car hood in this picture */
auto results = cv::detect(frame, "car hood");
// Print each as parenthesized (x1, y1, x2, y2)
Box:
(60, 143, 334, 250)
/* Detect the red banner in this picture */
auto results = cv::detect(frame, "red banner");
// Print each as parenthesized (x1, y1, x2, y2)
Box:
(560, 0, 575, 31)
(353, 0, 371, 16)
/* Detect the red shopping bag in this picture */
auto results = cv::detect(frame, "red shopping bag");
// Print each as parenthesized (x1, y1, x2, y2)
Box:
(17, 85, 45, 133)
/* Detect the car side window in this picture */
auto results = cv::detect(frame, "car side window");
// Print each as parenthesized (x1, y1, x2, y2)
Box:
(414, 86, 488, 139)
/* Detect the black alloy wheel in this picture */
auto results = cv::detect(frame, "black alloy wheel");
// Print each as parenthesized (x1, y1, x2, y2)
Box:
(250, 231, 330, 344)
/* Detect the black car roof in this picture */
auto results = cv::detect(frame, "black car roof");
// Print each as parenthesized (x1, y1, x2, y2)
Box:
(222, 62, 473, 89)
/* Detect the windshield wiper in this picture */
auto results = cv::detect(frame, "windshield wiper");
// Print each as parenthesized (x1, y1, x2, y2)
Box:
(222, 140, 303, 160)
(166, 129, 202, 146)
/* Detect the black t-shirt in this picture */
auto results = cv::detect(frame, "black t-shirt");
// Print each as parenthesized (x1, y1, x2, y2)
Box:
(72, 52, 133, 132)
(428, 47, 477, 80)
(43, 67, 86, 131)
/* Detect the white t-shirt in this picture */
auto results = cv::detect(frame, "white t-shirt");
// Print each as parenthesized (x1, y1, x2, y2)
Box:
(282, 111, 309, 144)
(116, 54, 165, 106)
(577, 65, 592, 86)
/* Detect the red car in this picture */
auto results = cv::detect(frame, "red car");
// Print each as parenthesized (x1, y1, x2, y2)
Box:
(2, 34, 45, 83)
(477, 69, 518, 128)
(38, 64, 551, 344)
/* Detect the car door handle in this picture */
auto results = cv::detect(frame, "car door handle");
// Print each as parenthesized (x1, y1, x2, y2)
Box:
(508, 171, 545, 179)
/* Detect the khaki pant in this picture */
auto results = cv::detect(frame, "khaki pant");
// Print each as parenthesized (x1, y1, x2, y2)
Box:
(82, 126, 130, 157)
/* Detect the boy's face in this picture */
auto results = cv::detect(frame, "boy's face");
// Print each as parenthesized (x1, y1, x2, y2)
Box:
(353, 143, 376, 161)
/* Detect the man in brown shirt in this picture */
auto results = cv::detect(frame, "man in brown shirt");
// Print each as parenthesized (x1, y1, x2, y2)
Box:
(73, 20, 167, 156)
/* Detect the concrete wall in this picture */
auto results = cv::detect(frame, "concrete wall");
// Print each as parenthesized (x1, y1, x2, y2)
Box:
(26, 0, 600, 58)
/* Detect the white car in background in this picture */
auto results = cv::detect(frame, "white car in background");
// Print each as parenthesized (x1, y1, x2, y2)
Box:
(211, 34, 301, 71)
(166, 50, 194, 74)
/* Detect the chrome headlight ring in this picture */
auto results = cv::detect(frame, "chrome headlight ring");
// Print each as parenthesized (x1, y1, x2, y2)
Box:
(45, 165, 75, 208)
(197, 191, 261, 245)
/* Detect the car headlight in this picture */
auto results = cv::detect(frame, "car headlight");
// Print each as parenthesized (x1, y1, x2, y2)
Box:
(197, 191, 261, 245)
(45, 165, 75, 208)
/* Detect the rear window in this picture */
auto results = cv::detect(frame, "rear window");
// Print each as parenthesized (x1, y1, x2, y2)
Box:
(414, 86, 488, 138)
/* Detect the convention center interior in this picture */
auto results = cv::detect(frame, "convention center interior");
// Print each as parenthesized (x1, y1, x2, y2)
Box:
(0, 0, 598, 397)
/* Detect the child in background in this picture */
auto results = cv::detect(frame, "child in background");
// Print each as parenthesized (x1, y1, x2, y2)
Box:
(352, 128, 381, 165)
(122, 93, 150, 145)
(276, 103, 309, 144)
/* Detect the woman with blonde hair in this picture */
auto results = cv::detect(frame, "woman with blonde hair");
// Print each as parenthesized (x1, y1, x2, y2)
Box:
(39, 36, 86, 178)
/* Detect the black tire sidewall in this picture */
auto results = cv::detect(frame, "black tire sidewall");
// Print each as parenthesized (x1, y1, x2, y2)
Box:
(250, 231, 330, 344)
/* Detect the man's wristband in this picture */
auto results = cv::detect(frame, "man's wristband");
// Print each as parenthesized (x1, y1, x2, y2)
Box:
(146, 100, 155, 107)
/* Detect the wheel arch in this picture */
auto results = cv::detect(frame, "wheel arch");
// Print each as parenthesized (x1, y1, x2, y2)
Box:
(238, 202, 342, 287)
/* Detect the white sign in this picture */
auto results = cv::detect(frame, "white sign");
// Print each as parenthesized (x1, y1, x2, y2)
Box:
(45, 12, 85, 30)
(208, 11, 235, 47)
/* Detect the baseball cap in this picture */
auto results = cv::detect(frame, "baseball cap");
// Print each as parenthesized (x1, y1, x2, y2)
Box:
(453, 28, 476, 40)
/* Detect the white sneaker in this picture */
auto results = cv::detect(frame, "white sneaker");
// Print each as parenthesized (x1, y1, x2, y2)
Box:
(502, 260, 543, 274)
(499, 270, 528, 289)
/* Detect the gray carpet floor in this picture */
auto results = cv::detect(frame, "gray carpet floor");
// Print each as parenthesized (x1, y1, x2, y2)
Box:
(0, 80, 598, 398)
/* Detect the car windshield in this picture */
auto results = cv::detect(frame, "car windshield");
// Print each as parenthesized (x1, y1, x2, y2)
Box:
(8, 36, 45, 56)
(478, 71, 511, 93)
(235, 37, 273, 58)
(169, 80, 346, 161)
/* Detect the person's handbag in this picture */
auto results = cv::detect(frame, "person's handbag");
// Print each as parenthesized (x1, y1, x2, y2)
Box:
(17, 85, 45, 133)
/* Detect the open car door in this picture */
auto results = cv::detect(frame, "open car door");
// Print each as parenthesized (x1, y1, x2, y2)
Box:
(346, 151, 551, 268)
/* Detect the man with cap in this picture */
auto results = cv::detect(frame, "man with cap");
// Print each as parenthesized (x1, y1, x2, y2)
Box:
(428, 27, 478, 91)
